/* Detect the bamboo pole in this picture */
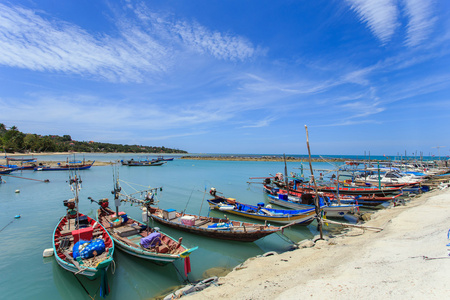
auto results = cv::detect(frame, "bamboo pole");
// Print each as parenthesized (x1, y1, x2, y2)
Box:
(283, 154, 289, 190)
(304, 125, 323, 240)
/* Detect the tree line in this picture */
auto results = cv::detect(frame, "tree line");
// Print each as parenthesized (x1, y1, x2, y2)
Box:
(0, 124, 187, 154)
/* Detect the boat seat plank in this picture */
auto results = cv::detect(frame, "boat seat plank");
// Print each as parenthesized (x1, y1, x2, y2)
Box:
(199, 222, 214, 228)
(127, 234, 144, 241)
(194, 219, 210, 226)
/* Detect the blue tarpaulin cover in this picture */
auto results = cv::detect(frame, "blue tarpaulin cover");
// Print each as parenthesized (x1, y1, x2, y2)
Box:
(73, 238, 105, 259)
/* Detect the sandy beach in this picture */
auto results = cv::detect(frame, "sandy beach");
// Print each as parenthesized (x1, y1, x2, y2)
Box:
(186, 187, 450, 299)
(0, 152, 111, 166)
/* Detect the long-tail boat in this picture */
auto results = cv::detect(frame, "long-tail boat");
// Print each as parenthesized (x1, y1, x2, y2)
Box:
(121, 158, 166, 166)
(263, 185, 358, 217)
(94, 203, 196, 264)
(35, 160, 94, 171)
(147, 206, 282, 242)
(90, 177, 197, 265)
(0, 166, 15, 174)
(297, 183, 403, 196)
(52, 174, 114, 297)
(207, 188, 316, 225)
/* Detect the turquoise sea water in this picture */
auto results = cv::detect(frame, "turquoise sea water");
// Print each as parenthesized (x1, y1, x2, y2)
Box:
(1, 154, 343, 300)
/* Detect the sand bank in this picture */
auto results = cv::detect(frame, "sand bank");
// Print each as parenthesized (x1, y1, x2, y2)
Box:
(187, 188, 450, 299)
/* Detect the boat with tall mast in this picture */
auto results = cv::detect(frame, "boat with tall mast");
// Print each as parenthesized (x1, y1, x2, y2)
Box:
(90, 171, 197, 265)
(52, 171, 115, 297)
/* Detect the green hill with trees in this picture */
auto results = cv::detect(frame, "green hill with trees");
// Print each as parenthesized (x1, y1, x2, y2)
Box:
(0, 124, 187, 154)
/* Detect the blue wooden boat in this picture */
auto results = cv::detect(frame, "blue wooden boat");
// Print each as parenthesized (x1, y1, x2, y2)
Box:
(121, 159, 165, 166)
(207, 189, 316, 225)
(156, 156, 174, 161)
(127, 161, 165, 166)
(35, 160, 94, 171)
(263, 185, 358, 218)
(3, 157, 37, 170)
(0, 166, 15, 174)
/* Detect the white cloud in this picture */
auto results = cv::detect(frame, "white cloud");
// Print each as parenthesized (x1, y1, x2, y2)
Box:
(241, 117, 277, 128)
(403, 0, 436, 47)
(0, 3, 256, 83)
(171, 20, 255, 61)
(346, 0, 399, 44)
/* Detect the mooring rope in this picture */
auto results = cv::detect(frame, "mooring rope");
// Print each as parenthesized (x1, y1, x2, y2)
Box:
(0, 220, 14, 233)
(72, 273, 96, 300)
(0, 173, 49, 182)
(173, 263, 191, 284)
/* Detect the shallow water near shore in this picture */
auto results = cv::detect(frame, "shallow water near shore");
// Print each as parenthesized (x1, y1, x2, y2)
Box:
(0, 154, 339, 299)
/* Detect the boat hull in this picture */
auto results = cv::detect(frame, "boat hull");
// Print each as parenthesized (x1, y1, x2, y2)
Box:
(207, 198, 316, 225)
(36, 162, 94, 171)
(149, 209, 280, 242)
(52, 214, 114, 279)
(96, 208, 195, 264)
(267, 195, 356, 218)
(113, 239, 180, 264)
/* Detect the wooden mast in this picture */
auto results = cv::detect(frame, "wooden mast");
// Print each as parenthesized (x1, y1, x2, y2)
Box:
(304, 125, 323, 240)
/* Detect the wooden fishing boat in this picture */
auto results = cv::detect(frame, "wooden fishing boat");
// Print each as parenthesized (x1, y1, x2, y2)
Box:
(121, 158, 166, 166)
(207, 189, 316, 225)
(90, 176, 197, 265)
(94, 204, 196, 264)
(53, 213, 114, 279)
(147, 207, 282, 242)
(0, 166, 15, 174)
(52, 174, 114, 298)
(127, 161, 165, 166)
(156, 156, 174, 161)
(3, 157, 37, 170)
(352, 193, 404, 207)
(1, 164, 35, 170)
(263, 186, 358, 218)
(35, 160, 95, 171)
(298, 184, 403, 196)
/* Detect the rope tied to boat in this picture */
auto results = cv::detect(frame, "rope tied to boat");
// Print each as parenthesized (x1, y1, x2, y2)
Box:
(81, 252, 109, 269)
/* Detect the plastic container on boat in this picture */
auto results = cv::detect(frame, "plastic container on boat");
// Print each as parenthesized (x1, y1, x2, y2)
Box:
(163, 209, 176, 220)
(142, 207, 148, 222)
(181, 216, 195, 226)
(71, 227, 93, 244)
(219, 205, 234, 211)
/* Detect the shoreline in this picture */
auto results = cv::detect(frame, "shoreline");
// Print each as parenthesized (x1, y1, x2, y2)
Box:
(179, 155, 345, 162)
(185, 187, 450, 299)
(1, 152, 348, 164)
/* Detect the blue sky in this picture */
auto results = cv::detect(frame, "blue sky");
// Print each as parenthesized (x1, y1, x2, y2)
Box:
(0, 0, 449, 156)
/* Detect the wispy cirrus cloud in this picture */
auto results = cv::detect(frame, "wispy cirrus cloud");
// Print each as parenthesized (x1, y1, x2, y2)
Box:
(127, 2, 256, 61)
(403, 0, 436, 47)
(345, 0, 437, 47)
(0, 2, 256, 83)
(346, 0, 399, 44)
(241, 117, 278, 128)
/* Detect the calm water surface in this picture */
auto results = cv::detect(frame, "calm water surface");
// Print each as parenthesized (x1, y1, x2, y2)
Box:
(0, 154, 337, 299)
